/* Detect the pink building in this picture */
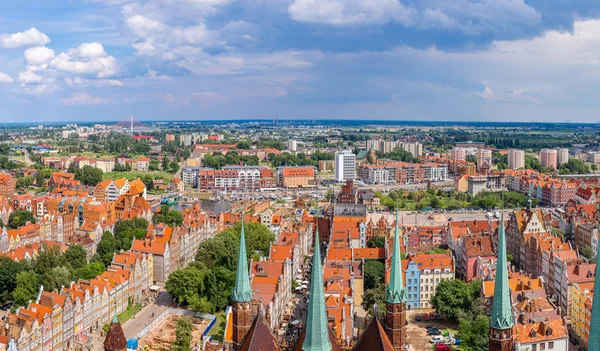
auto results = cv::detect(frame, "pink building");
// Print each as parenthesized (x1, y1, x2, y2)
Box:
(540, 149, 558, 170)
(459, 235, 495, 281)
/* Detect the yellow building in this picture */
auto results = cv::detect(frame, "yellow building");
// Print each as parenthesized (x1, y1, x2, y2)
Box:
(570, 281, 594, 347)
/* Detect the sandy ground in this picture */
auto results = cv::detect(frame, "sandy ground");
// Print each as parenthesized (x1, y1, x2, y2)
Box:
(406, 310, 459, 351)
(138, 315, 209, 350)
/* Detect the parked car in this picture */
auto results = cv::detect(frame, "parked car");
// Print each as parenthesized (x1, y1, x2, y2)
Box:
(428, 329, 442, 336)
(430, 336, 444, 343)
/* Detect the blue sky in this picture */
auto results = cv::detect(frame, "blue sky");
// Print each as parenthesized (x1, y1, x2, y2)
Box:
(1, 0, 600, 122)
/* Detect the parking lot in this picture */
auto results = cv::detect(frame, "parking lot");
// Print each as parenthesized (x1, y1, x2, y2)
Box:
(406, 310, 459, 351)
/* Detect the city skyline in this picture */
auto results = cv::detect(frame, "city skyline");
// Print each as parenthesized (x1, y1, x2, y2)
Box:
(2, 1, 600, 122)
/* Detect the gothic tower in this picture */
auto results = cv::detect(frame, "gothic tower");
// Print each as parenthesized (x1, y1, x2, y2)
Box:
(231, 220, 254, 349)
(489, 206, 515, 351)
(385, 210, 407, 350)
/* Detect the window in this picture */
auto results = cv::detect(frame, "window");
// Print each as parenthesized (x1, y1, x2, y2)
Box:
(548, 342, 553, 349)
(531, 345, 536, 351)
(540, 343, 545, 350)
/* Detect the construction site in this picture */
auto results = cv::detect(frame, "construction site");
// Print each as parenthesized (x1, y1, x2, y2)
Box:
(137, 315, 210, 350)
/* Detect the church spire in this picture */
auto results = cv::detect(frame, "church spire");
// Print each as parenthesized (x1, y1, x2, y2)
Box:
(490, 202, 514, 330)
(386, 207, 405, 304)
(232, 219, 252, 302)
(303, 220, 332, 351)
(489, 197, 515, 351)
(587, 233, 600, 350)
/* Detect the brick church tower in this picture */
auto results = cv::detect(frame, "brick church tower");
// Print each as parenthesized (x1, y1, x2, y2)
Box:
(385, 210, 407, 350)
(231, 221, 254, 349)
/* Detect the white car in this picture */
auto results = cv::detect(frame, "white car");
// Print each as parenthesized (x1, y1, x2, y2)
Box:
(430, 336, 444, 343)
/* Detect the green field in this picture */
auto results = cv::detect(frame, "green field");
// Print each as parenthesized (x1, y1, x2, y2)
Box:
(207, 311, 226, 342)
(102, 171, 174, 182)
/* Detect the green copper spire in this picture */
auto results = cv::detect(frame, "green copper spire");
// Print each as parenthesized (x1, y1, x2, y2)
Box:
(303, 220, 332, 351)
(112, 311, 118, 324)
(232, 219, 253, 302)
(587, 229, 600, 350)
(490, 200, 514, 330)
(386, 207, 405, 304)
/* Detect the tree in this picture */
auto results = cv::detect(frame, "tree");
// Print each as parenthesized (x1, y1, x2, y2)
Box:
(63, 245, 88, 270)
(13, 271, 39, 306)
(580, 246, 597, 264)
(75, 165, 103, 186)
(236, 141, 252, 150)
(0, 256, 25, 303)
(153, 205, 184, 227)
(114, 218, 149, 251)
(172, 316, 194, 351)
(458, 315, 490, 350)
(367, 236, 385, 248)
(16, 176, 34, 188)
(364, 260, 385, 290)
(362, 283, 386, 316)
(430, 279, 481, 321)
(8, 210, 36, 229)
(166, 266, 206, 304)
(36, 171, 45, 186)
(76, 261, 106, 280)
(95, 231, 119, 266)
(551, 227, 565, 241)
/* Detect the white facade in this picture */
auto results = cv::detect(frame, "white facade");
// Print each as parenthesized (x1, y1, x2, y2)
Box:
(422, 164, 448, 181)
(557, 148, 569, 165)
(477, 149, 492, 171)
(287, 140, 297, 152)
(335, 149, 356, 182)
(508, 149, 525, 170)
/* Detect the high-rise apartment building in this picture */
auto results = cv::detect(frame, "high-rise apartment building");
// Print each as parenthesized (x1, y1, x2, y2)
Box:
(335, 149, 356, 182)
(508, 149, 525, 170)
(557, 148, 569, 165)
(452, 148, 467, 162)
(540, 149, 558, 169)
(477, 148, 493, 172)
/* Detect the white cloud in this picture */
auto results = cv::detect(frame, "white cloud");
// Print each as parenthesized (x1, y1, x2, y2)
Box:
(0, 28, 51, 48)
(478, 86, 495, 100)
(24, 46, 56, 66)
(288, 0, 416, 26)
(288, 0, 540, 35)
(50, 43, 119, 78)
(18, 71, 45, 84)
(64, 77, 124, 87)
(21, 83, 58, 96)
(61, 92, 110, 105)
(73, 42, 107, 59)
(0, 72, 14, 83)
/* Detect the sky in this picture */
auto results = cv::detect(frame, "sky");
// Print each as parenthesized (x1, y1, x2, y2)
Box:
(2, 0, 600, 123)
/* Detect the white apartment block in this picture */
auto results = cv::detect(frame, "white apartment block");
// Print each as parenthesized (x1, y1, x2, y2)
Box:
(335, 149, 356, 182)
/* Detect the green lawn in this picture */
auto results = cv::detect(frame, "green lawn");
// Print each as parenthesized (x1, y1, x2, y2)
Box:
(103, 304, 143, 333)
(208, 311, 226, 342)
(102, 170, 174, 182)
(118, 304, 143, 324)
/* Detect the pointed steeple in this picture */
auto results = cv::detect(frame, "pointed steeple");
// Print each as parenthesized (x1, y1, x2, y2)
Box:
(232, 219, 253, 302)
(490, 198, 514, 330)
(303, 220, 332, 351)
(587, 233, 600, 350)
(386, 207, 405, 304)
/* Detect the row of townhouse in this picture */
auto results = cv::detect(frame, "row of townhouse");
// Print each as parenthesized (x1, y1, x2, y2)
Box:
(570, 281, 594, 348)
(505, 169, 580, 206)
(181, 166, 278, 190)
(131, 207, 218, 282)
(0, 251, 152, 351)
(357, 162, 448, 185)
(403, 252, 455, 309)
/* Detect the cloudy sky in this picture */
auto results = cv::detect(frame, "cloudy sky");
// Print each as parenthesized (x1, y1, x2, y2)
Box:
(2, 0, 600, 122)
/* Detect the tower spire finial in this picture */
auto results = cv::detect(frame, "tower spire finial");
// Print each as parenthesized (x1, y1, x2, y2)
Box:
(386, 205, 405, 303)
(303, 214, 332, 351)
